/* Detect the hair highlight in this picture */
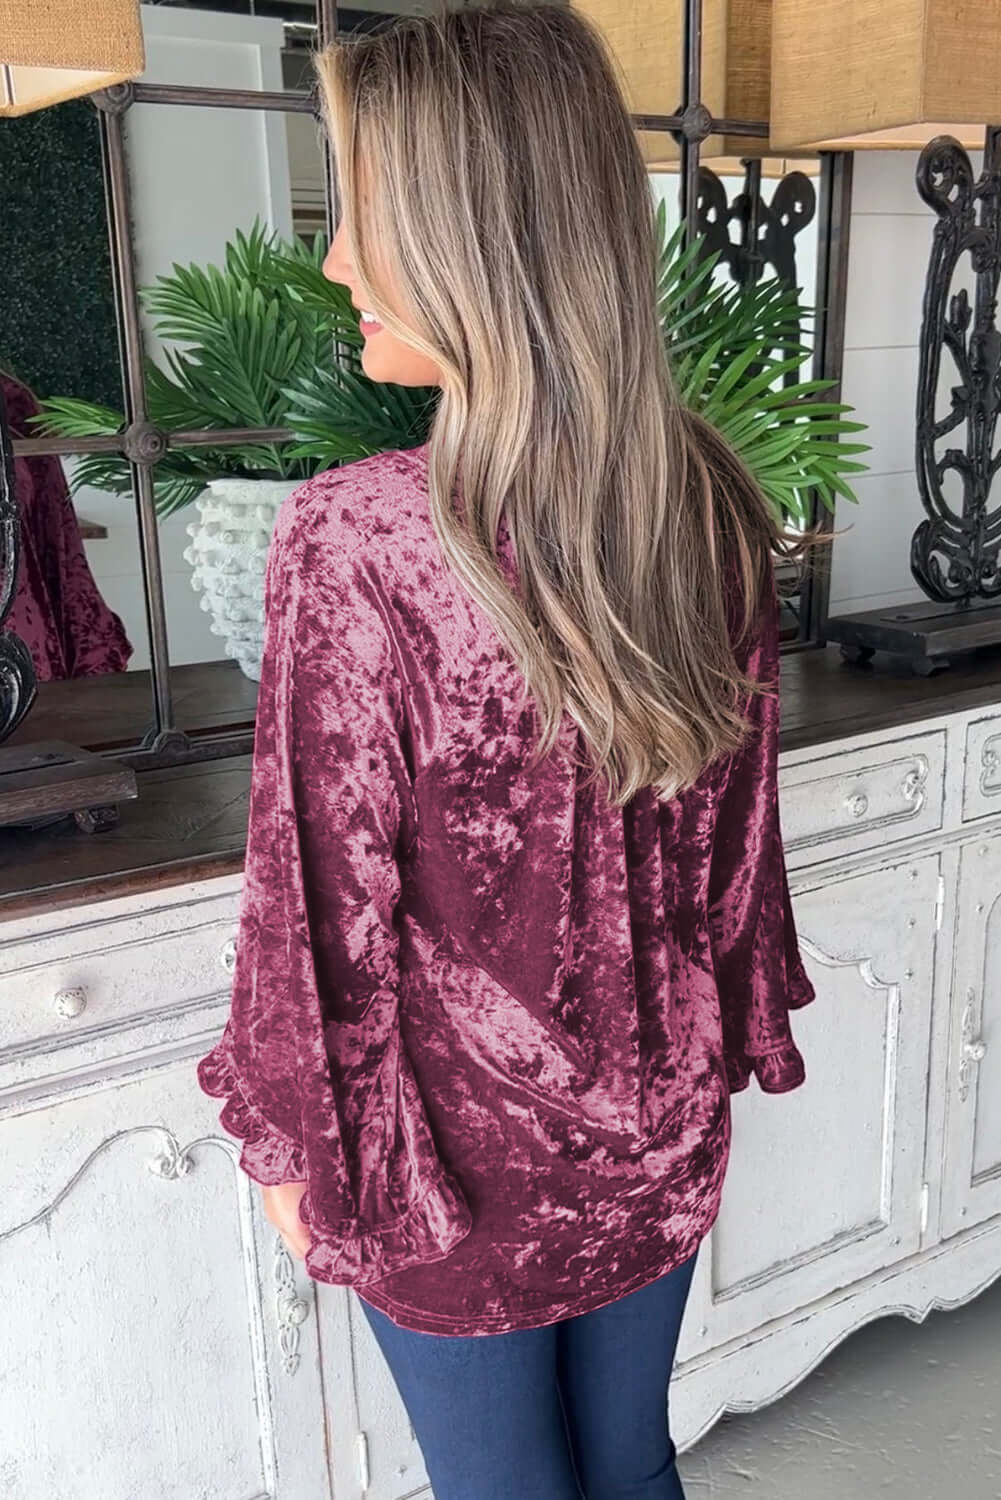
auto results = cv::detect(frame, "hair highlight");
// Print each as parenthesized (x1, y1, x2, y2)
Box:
(316, 2, 829, 806)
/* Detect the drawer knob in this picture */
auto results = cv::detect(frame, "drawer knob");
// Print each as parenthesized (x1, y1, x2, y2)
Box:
(53, 986, 87, 1019)
(221, 937, 238, 974)
(845, 792, 869, 819)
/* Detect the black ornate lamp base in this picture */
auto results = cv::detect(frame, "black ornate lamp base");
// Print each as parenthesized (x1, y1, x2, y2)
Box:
(825, 598, 1001, 675)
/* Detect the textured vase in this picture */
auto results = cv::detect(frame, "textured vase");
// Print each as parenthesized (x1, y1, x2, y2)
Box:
(183, 477, 300, 682)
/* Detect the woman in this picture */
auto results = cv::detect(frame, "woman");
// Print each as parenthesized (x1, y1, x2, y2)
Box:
(197, 4, 821, 1496)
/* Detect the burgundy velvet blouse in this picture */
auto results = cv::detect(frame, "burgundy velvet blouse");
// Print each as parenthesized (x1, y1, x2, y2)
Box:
(196, 443, 816, 1337)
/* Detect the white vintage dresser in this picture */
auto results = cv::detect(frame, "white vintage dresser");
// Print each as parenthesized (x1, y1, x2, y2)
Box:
(1, 650, 1000, 1499)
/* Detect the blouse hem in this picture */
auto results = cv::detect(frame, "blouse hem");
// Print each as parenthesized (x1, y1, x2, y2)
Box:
(353, 1217, 711, 1336)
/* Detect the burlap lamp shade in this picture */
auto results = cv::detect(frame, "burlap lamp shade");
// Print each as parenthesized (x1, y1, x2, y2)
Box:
(770, 0, 1001, 150)
(573, 0, 774, 168)
(0, 0, 145, 117)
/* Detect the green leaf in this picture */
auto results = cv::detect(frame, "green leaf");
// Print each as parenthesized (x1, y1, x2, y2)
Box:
(34, 211, 870, 527)
(28, 398, 124, 438)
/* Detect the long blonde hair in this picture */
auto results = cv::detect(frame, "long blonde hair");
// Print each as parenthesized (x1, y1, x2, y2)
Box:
(315, 1, 824, 807)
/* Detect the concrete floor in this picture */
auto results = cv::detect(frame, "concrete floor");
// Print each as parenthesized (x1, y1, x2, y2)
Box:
(678, 1275, 1001, 1499)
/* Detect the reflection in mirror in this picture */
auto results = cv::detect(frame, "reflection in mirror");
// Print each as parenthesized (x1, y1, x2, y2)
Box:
(137, 0, 460, 81)
(0, 441, 266, 754)
(31, 98, 340, 704)
(0, 6, 331, 725)
(163, 437, 307, 720)
(1, 435, 178, 757)
(3, 436, 331, 752)
(0, 97, 121, 414)
(0, 425, 134, 683)
(134, 2, 310, 93)
(0, 97, 138, 715)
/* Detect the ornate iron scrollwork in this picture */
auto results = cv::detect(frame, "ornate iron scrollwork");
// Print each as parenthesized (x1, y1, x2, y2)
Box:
(0, 387, 38, 743)
(695, 161, 816, 293)
(912, 129, 1001, 604)
(693, 160, 817, 623)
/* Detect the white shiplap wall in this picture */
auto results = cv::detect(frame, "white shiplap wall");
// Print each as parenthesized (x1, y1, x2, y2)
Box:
(828, 150, 981, 617)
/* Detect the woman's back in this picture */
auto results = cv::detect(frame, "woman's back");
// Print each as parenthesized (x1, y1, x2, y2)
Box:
(197, 9, 820, 1492)
(197, 441, 814, 1335)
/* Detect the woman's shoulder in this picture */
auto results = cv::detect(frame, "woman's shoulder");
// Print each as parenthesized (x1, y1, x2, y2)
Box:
(272, 443, 431, 566)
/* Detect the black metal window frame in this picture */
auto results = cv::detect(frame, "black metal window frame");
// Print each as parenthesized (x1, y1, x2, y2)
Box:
(7, 0, 849, 770)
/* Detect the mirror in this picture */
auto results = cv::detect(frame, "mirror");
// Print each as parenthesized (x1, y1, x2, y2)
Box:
(1, 0, 457, 754)
(0, 1, 340, 752)
(0, 94, 151, 744)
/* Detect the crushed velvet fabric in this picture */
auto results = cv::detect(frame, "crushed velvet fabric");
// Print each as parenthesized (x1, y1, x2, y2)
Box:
(1, 372, 133, 679)
(196, 443, 816, 1336)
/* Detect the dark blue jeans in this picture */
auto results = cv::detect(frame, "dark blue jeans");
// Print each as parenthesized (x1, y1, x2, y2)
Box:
(356, 1248, 698, 1500)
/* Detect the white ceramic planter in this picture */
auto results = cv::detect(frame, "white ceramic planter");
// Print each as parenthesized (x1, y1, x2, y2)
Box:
(182, 476, 300, 681)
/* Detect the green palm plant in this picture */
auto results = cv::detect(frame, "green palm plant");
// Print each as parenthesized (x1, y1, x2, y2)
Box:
(31, 222, 435, 517)
(654, 200, 868, 520)
(33, 209, 867, 523)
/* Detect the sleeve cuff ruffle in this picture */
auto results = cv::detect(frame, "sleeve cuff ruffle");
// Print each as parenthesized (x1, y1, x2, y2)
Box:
(197, 1040, 308, 1186)
(300, 1161, 474, 1287)
(724, 960, 816, 1096)
(725, 1041, 806, 1095)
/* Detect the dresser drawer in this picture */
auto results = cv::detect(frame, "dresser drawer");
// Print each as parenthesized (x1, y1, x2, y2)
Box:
(0, 889, 240, 1058)
(780, 730, 946, 866)
(962, 713, 1001, 822)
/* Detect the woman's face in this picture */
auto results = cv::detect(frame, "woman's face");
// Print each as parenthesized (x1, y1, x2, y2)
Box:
(323, 218, 442, 388)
